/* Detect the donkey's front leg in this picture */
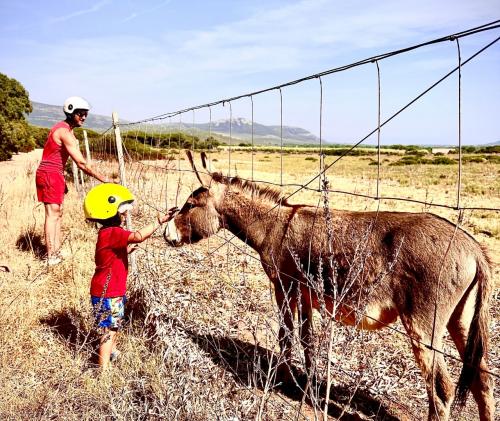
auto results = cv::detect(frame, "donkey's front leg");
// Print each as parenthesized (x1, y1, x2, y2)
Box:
(298, 293, 314, 375)
(274, 282, 298, 384)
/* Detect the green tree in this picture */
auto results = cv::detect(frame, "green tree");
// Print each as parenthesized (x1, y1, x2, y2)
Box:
(0, 73, 35, 161)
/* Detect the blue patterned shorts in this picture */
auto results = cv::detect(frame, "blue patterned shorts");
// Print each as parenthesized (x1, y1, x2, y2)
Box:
(91, 296, 127, 329)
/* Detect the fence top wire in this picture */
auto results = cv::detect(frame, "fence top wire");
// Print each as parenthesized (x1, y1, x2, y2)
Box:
(119, 20, 500, 126)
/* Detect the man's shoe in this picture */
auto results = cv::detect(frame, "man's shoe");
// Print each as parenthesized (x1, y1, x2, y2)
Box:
(47, 256, 62, 266)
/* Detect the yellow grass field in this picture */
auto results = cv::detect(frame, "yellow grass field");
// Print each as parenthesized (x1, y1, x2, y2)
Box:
(0, 148, 498, 420)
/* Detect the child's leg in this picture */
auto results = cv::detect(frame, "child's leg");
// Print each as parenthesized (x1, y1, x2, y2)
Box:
(91, 296, 126, 368)
(111, 328, 120, 356)
(111, 329, 118, 353)
(110, 329, 121, 361)
(98, 329, 116, 369)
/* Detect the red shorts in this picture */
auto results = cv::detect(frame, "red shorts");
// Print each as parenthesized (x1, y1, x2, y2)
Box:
(36, 170, 66, 204)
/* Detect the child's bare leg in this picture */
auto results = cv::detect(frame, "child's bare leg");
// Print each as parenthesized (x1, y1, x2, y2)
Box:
(98, 329, 116, 369)
(110, 334, 121, 362)
(111, 329, 119, 354)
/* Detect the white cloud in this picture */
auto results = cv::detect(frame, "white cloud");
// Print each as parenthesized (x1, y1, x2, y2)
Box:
(120, 0, 172, 23)
(48, 0, 113, 24)
(162, 0, 497, 78)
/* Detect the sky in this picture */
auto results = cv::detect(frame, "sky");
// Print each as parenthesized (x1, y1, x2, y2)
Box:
(0, 0, 499, 145)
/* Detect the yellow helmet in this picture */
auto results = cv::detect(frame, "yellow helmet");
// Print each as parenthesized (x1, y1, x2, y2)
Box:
(84, 183, 135, 221)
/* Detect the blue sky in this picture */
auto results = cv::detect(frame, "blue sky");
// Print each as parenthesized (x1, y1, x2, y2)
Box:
(0, 0, 498, 145)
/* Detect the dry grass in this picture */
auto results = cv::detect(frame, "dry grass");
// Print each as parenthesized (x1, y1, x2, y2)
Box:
(0, 148, 498, 420)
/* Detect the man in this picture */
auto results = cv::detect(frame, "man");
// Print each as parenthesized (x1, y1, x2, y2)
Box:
(35, 96, 110, 265)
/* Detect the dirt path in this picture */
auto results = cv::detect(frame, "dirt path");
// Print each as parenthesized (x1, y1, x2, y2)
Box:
(0, 149, 43, 177)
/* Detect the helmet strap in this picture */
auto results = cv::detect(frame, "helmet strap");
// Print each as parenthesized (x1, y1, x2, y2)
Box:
(65, 113, 79, 129)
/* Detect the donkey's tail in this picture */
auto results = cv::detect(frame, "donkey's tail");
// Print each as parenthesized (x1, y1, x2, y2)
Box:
(454, 247, 492, 407)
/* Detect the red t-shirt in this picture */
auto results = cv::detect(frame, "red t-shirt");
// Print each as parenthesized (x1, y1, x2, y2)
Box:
(90, 226, 133, 298)
(38, 121, 71, 173)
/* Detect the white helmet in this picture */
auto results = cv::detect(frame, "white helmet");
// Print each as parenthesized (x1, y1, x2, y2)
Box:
(63, 96, 91, 115)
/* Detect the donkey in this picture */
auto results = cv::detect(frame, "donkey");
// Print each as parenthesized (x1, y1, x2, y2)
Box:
(164, 151, 494, 421)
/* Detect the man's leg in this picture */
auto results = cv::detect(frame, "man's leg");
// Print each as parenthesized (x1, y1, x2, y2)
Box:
(44, 203, 62, 259)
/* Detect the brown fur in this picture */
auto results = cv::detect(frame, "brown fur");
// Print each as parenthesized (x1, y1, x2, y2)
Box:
(164, 152, 494, 421)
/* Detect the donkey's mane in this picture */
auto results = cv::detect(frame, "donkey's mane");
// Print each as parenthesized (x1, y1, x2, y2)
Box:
(211, 172, 289, 205)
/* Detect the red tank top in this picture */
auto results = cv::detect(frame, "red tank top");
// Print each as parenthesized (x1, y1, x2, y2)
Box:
(38, 121, 71, 173)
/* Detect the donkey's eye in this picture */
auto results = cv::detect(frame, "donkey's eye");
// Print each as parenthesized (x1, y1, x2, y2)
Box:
(182, 202, 197, 211)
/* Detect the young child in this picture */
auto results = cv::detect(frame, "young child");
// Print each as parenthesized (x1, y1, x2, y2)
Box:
(83, 183, 177, 369)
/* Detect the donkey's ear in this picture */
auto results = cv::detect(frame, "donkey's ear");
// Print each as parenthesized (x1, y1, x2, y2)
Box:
(200, 151, 208, 170)
(185, 150, 211, 187)
(200, 151, 218, 174)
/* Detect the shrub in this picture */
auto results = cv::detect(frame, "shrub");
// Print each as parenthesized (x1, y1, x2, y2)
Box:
(486, 155, 500, 164)
(478, 145, 500, 154)
(432, 156, 457, 165)
(462, 156, 486, 164)
(389, 155, 456, 166)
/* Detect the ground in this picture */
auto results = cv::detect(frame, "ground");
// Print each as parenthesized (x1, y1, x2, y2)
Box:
(0, 148, 498, 420)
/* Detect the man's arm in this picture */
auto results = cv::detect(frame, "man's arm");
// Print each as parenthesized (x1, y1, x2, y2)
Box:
(58, 128, 109, 183)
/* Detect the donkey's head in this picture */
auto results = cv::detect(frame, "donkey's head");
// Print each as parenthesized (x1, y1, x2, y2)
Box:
(163, 151, 223, 247)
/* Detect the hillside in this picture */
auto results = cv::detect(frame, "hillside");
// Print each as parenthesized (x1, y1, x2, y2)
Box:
(27, 102, 497, 147)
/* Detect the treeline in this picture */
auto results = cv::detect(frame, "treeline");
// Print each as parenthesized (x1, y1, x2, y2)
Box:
(460, 145, 500, 154)
(14, 123, 221, 163)
(121, 131, 221, 150)
(237, 143, 499, 154)
(85, 131, 220, 161)
(377, 144, 500, 154)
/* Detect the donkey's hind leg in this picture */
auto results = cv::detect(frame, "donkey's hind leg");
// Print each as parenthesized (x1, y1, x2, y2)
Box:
(400, 316, 455, 421)
(447, 286, 494, 421)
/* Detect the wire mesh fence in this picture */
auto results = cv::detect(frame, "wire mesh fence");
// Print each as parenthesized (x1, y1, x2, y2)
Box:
(67, 22, 500, 420)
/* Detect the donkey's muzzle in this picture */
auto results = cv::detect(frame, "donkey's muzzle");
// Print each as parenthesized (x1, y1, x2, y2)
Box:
(163, 220, 182, 247)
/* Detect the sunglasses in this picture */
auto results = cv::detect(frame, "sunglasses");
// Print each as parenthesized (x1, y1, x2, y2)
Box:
(75, 110, 88, 117)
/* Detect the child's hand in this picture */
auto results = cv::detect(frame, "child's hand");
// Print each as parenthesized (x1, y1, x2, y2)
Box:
(157, 207, 179, 224)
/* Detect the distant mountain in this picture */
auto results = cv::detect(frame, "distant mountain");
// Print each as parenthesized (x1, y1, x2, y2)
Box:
(189, 117, 320, 145)
(27, 102, 320, 145)
(27, 101, 122, 131)
(161, 117, 320, 145)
